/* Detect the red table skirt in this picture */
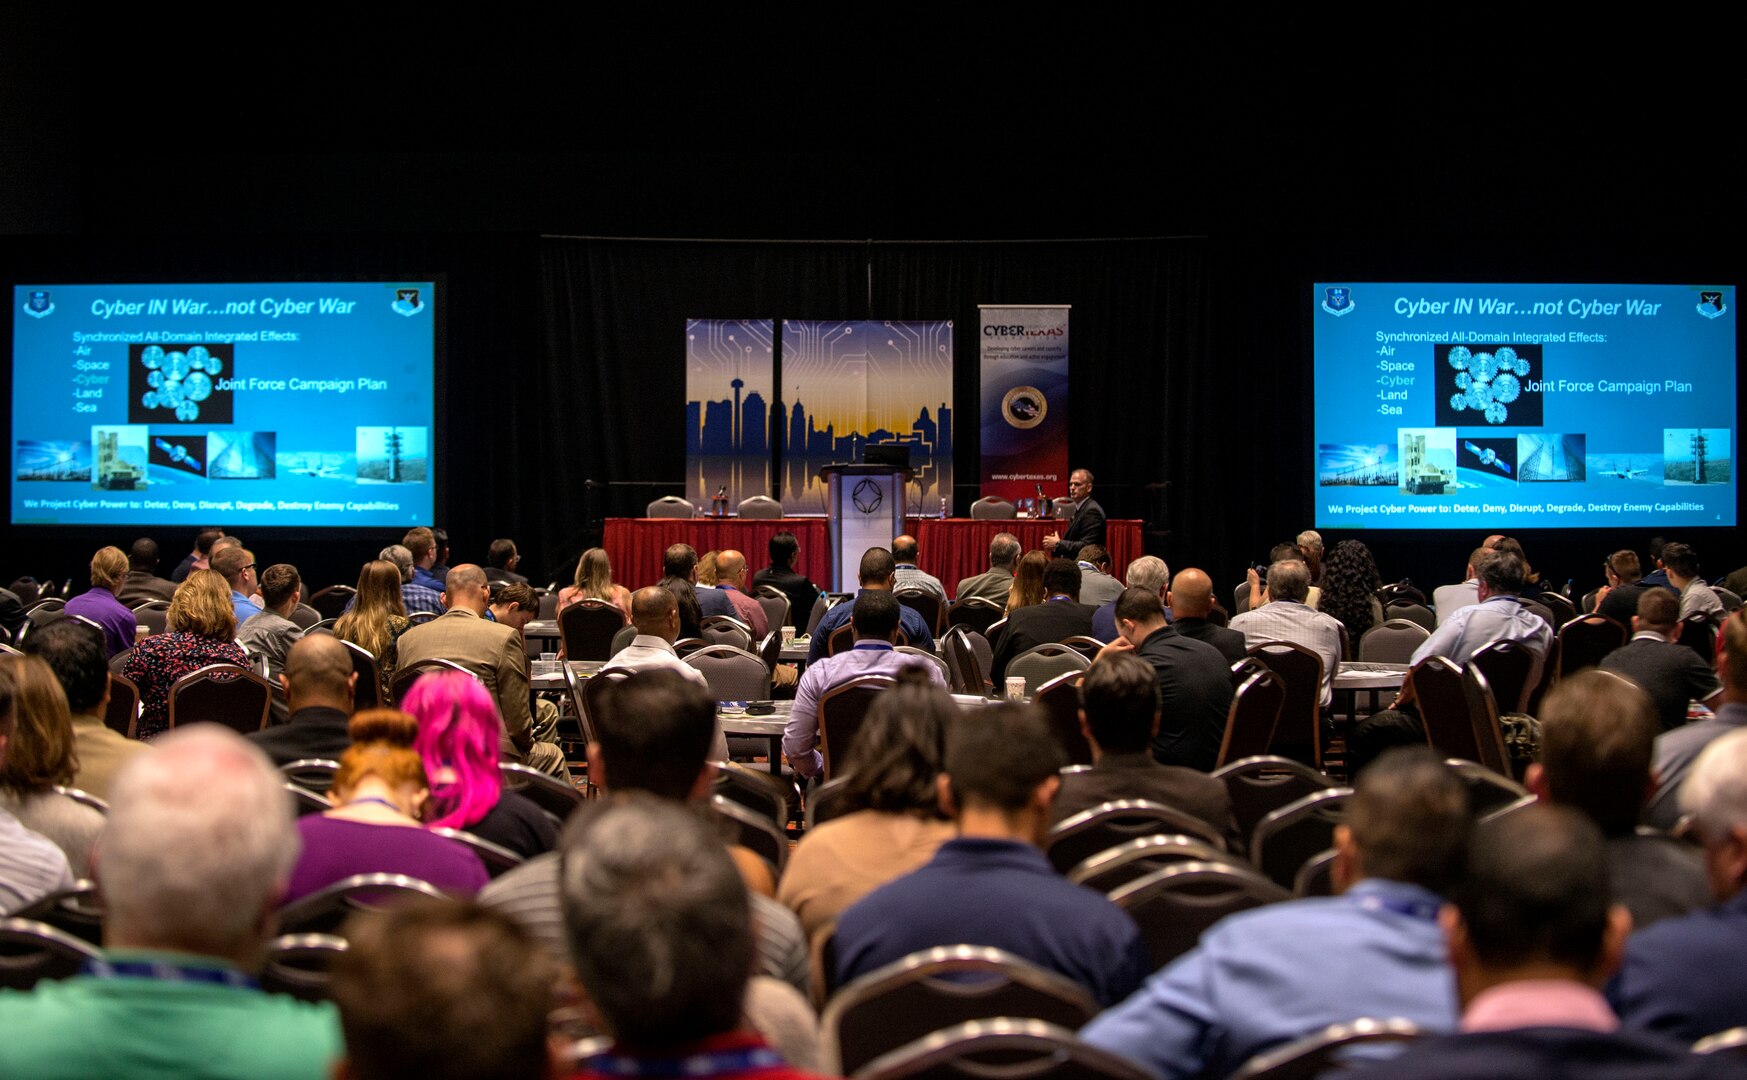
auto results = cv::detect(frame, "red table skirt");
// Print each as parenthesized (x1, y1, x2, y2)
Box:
(602, 519, 833, 591)
(602, 517, 1145, 598)
(912, 519, 1146, 597)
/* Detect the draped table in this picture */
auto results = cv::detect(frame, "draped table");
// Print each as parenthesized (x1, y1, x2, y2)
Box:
(910, 518, 1146, 596)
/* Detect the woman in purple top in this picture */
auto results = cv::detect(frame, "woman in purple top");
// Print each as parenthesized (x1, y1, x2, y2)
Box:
(121, 570, 247, 740)
(284, 708, 487, 904)
(60, 546, 136, 657)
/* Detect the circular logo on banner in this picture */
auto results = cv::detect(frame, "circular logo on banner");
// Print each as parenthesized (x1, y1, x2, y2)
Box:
(852, 479, 884, 516)
(1002, 386, 1048, 430)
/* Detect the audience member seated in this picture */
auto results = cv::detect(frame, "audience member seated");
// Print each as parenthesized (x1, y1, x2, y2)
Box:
(1433, 545, 1487, 626)
(0, 655, 105, 877)
(891, 534, 948, 603)
(601, 587, 728, 759)
(657, 543, 705, 639)
(0, 726, 340, 1075)
(22, 618, 149, 798)
(832, 702, 1149, 1007)
(211, 543, 263, 628)
(283, 709, 488, 904)
(1663, 541, 1726, 622)
(1095, 588, 1233, 773)
(403, 527, 445, 595)
(1053, 652, 1239, 846)
(778, 671, 956, 952)
(168, 526, 224, 584)
(1409, 549, 1553, 683)
(486, 580, 539, 632)
(117, 536, 179, 606)
(0, 666, 74, 914)
(396, 564, 567, 778)
(1243, 542, 1325, 612)
(753, 530, 821, 630)
(1091, 554, 1168, 643)
(563, 796, 832, 1080)
(1354, 805, 1729, 1080)
(1075, 544, 1125, 609)
(331, 898, 555, 1080)
(482, 670, 810, 991)
(1613, 726, 1747, 1043)
(1596, 548, 1652, 625)
(990, 558, 1099, 682)
(807, 548, 935, 664)
(955, 532, 1020, 606)
(237, 562, 305, 680)
(1230, 558, 1345, 706)
(1601, 587, 1724, 731)
(1081, 747, 1467, 1078)
(380, 542, 442, 617)
(697, 549, 769, 637)
(786, 591, 947, 781)
(482, 537, 530, 585)
(333, 558, 411, 703)
(1007, 548, 1048, 613)
(1644, 611, 1747, 831)
(1528, 671, 1708, 929)
(1164, 568, 1246, 664)
(247, 634, 359, 767)
(558, 546, 632, 620)
(0, 587, 29, 642)
(61, 545, 136, 656)
(122, 569, 248, 740)
(1318, 539, 1386, 646)
(405, 672, 558, 859)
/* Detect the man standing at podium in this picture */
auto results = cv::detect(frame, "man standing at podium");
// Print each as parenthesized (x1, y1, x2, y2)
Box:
(1043, 468, 1105, 560)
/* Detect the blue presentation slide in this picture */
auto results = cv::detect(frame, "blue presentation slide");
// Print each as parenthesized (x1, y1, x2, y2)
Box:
(1313, 282, 1736, 531)
(12, 282, 435, 527)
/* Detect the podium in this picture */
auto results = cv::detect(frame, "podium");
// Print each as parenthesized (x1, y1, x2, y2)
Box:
(819, 464, 911, 591)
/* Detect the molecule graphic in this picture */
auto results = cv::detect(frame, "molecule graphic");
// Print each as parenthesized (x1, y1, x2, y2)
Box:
(139, 345, 221, 423)
(1446, 345, 1529, 425)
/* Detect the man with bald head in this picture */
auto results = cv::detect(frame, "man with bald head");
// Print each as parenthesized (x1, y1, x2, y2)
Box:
(602, 587, 729, 760)
(1167, 568, 1247, 664)
(1092, 554, 1170, 643)
(247, 633, 358, 766)
(695, 548, 768, 637)
(396, 564, 569, 778)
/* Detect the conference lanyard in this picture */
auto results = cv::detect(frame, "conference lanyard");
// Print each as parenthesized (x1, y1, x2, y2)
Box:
(82, 957, 260, 990)
(584, 1047, 789, 1078)
(1351, 892, 1441, 922)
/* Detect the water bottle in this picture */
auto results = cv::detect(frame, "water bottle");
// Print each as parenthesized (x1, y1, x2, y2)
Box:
(939, 497, 948, 519)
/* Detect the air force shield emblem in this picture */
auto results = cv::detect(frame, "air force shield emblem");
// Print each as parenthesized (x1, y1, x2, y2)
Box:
(23, 290, 54, 318)
(1698, 291, 1728, 320)
(1321, 287, 1354, 317)
(392, 288, 425, 317)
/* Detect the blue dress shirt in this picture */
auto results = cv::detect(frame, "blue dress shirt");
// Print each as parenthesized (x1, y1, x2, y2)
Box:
(806, 590, 934, 663)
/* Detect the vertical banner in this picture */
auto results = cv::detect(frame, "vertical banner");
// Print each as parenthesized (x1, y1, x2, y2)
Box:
(780, 320, 954, 515)
(685, 319, 775, 513)
(979, 305, 1070, 506)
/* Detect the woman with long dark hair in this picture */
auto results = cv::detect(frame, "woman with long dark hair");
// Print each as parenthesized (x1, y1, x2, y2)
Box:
(1319, 539, 1386, 645)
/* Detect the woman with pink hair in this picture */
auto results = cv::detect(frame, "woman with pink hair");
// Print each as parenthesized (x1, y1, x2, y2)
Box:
(402, 672, 560, 858)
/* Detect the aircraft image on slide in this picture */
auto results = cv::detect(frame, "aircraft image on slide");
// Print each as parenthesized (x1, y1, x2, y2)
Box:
(1600, 460, 1650, 480)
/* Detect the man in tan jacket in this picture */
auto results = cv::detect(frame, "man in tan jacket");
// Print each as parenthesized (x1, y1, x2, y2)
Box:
(23, 619, 151, 799)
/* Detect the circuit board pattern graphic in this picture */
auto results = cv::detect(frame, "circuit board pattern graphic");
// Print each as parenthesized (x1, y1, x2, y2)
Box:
(684, 319, 776, 510)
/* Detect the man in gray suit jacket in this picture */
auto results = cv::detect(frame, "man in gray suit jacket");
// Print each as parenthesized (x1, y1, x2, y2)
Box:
(955, 532, 1020, 605)
(394, 564, 569, 777)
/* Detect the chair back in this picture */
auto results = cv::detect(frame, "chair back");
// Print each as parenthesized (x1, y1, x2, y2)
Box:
(819, 675, 896, 779)
(0, 918, 103, 990)
(574, 667, 625, 747)
(1357, 619, 1430, 663)
(1383, 601, 1435, 631)
(712, 761, 792, 827)
(1292, 849, 1338, 899)
(13, 884, 104, 946)
(1556, 613, 1628, 678)
(699, 615, 753, 651)
(758, 631, 781, 673)
(685, 644, 772, 700)
(1211, 756, 1338, 847)
(1717, 588, 1745, 614)
(1443, 757, 1530, 817)
(261, 933, 348, 1003)
(107, 647, 133, 676)
(389, 658, 478, 706)
(1007, 643, 1090, 696)
(500, 762, 585, 823)
(736, 495, 784, 519)
(752, 588, 791, 637)
(609, 624, 638, 656)
(946, 628, 990, 696)
(968, 497, 1018, 520)
(168, 663, 273, 733)
(805, 594, 835, 637)
(805, 775, 855, 830)
(339, 640, 382, 711)
(280, 759, 342, 793)
(946, 596, 1005, 636)
(284, 782, 332, 817)
(1410, 657, 1508, 772)
(406, 611, 440, 626)
(709, 794, 788, 878)
(1111, 861, 1290, 971)
(276, 873, 449, 935)
(1230, 1018, 1423, 1079)
(132, 601, 170, 637)
(1216, 669, 1286, 769)
(105, 672, 140, 738)
(895, 590, 944, 635)
(1537, 590, 1578, 627)
(560, 599, 627, 661)
(857, 1019, 1153, 1080)
(1679, 614, 1721, 664)
(1066, 833, 1235, 893)
(1033, 670, 1093, 765)
(288, 604, 321, 630)
(428, 827, 525, 878)
(1376, 581, 1428, 608)
(672, 637, 707, 658)
(1244, 643, 1324, 768)
(1467, 638, 1536, 714)
(821, 948, 1098, 1078)
(645, 496, 696, 518)
(1251, 789, 1352, 889)
(827, 622, 855, 657)
(1045, 799, 1226, 874)
(308, 585, 356, 621)
(895, 646, 951, 684)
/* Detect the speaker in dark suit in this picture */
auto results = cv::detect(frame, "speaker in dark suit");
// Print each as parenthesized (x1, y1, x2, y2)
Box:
(1047, 469, 1105, 559)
